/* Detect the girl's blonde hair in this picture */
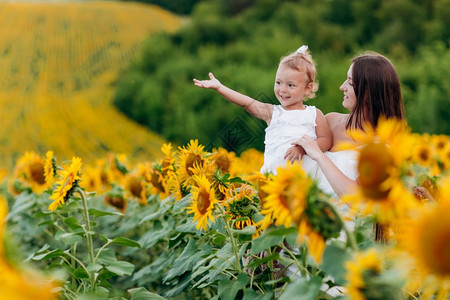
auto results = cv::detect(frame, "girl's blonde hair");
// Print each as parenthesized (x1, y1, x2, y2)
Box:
(279, 48, 318, 99)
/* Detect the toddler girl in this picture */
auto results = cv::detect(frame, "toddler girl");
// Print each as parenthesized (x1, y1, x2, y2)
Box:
(193, 45, 331, 174)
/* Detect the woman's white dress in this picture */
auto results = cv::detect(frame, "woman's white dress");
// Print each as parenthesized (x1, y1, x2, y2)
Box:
(281, 149, 359, 297)
(311, 150, 359, 197)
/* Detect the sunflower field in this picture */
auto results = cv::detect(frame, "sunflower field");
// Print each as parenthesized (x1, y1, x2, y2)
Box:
(1, 117, 450, 299)
(0, 1, 181, 171)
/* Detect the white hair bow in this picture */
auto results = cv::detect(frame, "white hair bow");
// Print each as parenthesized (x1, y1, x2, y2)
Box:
(296, 45, 308, 54)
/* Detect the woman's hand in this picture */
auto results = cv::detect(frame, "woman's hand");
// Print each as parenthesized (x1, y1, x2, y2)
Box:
(284, 145, 305, 162)
(193, 72, 221, 90)
(292, 136, 324, 161)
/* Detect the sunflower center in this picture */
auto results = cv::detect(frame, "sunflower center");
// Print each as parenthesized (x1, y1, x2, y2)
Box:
(29, 162, 46, 184)
(100, 171, 109, 185)
(419, 148, 430, 162)
(421, 217, 450, 275)
(104, 195, 126, 210)
(196, 189, 211, 214)
(279, 194, 289, 210)
(214, 155, 231, 173)
(150, 171, 165, 193)
(436, 141, 446, 150)
(186, 154, 204, 176)
(358, 143, 393, 199)
(128, 177, 142, 198)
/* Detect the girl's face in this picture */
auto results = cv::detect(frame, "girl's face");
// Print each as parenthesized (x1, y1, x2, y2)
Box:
(340, 64, 357, 111)
(274, 64, 312, 110)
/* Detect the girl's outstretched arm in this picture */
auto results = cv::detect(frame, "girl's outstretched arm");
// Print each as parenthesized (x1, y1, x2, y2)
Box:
(193, 72, 273, 124)
(292, 136, 357, 197)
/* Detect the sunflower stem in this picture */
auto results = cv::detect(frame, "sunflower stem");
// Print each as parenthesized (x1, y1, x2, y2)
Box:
(70, 243, 77, 290)
(327, 201, 358, 251)
(301, 246, 307, 277)
(279, 243, 310, 276)
(76, 187, 96, 290)
(267, 247, 274, 282)
(217, 204, 242, 273)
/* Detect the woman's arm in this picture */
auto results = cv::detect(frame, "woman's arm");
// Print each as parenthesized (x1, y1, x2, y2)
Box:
(193, 72, 273, 124)
(293, 136, 358, 197)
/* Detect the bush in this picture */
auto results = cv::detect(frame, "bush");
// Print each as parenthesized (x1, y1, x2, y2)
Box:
(113, 0, 450, 151)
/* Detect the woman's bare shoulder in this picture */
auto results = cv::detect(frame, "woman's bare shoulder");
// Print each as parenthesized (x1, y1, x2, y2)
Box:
(325, 112, 349, 125)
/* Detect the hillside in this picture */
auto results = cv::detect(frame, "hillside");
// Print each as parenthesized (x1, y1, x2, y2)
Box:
(0, 1, 181, 170)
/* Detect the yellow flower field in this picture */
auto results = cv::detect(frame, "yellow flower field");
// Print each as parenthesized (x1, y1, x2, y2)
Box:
(0, 1, 182, 171)
(2, 120, 450, 298)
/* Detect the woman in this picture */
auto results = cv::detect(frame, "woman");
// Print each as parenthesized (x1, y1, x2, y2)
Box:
(293, 52, 405, 198)
(280, 52, 405, 290)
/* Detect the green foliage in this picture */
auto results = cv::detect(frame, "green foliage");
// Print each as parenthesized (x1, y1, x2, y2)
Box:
(113, 0, 450, 151)
(7, 189, 142, 298)
(5, 178, 371, 299)
(399, 42, 450, 134)
(119, 0, 203, 15)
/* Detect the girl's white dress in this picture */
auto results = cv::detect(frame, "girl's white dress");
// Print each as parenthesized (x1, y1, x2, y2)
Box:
(260, 105, 317, 175)
(261, 106, 359, 296)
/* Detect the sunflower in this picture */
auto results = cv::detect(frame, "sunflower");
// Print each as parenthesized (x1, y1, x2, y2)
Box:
(395, 176, 450, 300)
(431, 134, 449, 154)
(260, 162, 334, 262)
(261, 161, 312, 228)
(48, 157, 82, 211)
(0, 198, 59, 298)
(104, 194, 127, 213)
(0, 168, 8, 183)
(80, 164, 101, 192)
(176, 139, 209, 188)
(0, 195, 7, 255)
(14, 152, 48, 194)
(232, 148, 264, 178)
(124, 173, 148, 205)
(108, 153, 129, 180)
(187, 174, 218, 231)
(161, 143, 177, 177)
(411, 134, 434, 167)
(43, 151, 57, 186)
(165, 172, 188, 201)
(0, 262, 59, 300)
(246, 172, 270, 207)
(340, 118, 418, 224)
(297, 220, 327, 264)
(80, 159, 113, 194)
(438, 144, 450, 172)
(299, 189, 343, 264)
(210, 147, 236, 175)
(144, 162, 169, 198)
(3, 198, 58, 298)
(410, 134, 441, 176)
(345, 248, 403, 300)
(223, 184, 259, 230)
(210, 172, 230, 201)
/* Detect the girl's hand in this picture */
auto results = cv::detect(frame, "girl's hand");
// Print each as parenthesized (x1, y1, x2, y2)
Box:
(193, 72, 221, 90)
(284, 145, 305, 162)
(292, 136, 323, 161)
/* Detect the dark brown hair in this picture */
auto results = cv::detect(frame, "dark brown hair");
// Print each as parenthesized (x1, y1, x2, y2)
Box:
(346, 52, 405, 130)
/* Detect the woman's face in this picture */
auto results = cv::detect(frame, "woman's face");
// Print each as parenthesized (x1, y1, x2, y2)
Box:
(340, 64, 357, 111)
